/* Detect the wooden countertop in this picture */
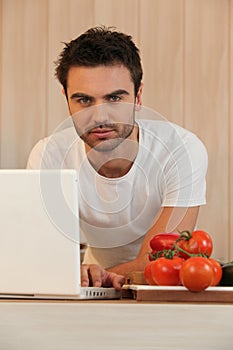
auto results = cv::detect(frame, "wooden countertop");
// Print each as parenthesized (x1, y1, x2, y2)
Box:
(0, 299, 232, 350)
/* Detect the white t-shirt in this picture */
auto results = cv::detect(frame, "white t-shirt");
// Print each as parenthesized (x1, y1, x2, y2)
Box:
(27, 118, 208, 268)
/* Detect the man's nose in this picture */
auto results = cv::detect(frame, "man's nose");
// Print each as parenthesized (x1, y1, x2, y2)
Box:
(92, 103, 109, 125)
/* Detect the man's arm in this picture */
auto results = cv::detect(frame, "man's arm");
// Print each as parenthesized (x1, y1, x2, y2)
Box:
(107, 206, 200, 275)
(81, 206, 200, 287)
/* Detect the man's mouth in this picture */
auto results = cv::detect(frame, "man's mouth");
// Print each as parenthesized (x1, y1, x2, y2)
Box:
(89, 127, 116, 139)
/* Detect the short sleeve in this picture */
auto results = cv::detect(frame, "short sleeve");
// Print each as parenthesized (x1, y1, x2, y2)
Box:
(161, 135, 208, 207)
(26, 140, 46, 169)
(26, 126, 79, 169)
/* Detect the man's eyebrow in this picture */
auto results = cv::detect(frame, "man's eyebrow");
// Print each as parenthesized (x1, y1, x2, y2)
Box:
(70, 92, 93, 100)
(104, 89, 129, 98)
(70, 89, 129, 100)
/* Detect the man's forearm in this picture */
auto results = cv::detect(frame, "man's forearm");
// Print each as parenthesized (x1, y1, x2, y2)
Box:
(107, 206, 200, 277)
(107, 255, 148, 276)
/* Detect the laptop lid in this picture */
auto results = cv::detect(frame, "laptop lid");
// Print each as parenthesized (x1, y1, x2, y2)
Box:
(0, 169, 81, 296)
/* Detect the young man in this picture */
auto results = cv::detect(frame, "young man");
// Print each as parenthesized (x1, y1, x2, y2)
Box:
(27, 26, 208, 289)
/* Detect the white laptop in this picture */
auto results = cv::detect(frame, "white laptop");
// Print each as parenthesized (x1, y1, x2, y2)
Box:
(0, 169, 121, 300)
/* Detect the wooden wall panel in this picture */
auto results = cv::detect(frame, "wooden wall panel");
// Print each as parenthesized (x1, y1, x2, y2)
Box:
(184, 0, 230, 260)
(0, 0, 48, 168)
(230, 0, 233, 261)
(0, 0, 232, 260)
(0, 0, 2, 166)
(47, 0, 94, 134)
(94, 0, 139, 41)
(139, 0, 184, 125)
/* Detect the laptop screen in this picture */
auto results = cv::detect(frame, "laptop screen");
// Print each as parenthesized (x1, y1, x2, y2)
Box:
(0, 169, 81, 296)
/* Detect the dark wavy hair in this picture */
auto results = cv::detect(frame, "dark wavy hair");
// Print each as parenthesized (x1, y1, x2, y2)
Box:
(55, 26, 143, 97)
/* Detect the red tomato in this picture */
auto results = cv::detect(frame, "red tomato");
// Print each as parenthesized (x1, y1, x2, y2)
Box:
(209, 258, 222, 286)
(178, 230, 213, 259)
(179, 257, 214, 292)
(144, 261, 157, 285)
(149, 232, 180, 252)
(149, 257, 184, 286)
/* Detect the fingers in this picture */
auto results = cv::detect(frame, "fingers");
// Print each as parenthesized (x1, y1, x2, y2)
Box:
(88, 264, 103, 287)
(80, 264, 90, 287)
(81, 264, 103, 288)
(111, 274, 125, 291)
(81, 264, 125, 290)
(103, 271, 125, 291)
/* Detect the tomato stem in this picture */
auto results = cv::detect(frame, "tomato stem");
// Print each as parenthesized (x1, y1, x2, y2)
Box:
(176, 230, 192, 241)
(149, 248, 178, 260)
(173, 242, 208, 258)
(168, 230, 192, 251)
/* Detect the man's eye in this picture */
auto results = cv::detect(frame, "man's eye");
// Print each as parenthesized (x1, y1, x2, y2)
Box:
(78, 97, 91, 105)
(108, 95, 121, 102)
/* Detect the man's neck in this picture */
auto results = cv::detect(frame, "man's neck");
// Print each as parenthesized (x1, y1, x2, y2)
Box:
(92, 158, 135, 178)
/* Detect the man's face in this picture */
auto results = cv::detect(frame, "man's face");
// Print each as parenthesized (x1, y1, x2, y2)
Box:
(65, 64, 142, 152)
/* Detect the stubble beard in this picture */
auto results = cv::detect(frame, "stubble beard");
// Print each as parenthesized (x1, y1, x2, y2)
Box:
(78, 122, 135, 153)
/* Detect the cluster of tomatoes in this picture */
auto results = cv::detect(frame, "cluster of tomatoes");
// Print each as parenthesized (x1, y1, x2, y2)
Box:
(144, 230, 222, 292)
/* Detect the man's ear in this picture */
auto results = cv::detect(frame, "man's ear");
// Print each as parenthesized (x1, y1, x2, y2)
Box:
(135, 83, 143, 111)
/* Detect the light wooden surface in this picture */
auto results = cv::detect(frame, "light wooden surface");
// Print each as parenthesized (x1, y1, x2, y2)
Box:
(0, 0, 232, 261)
(185, 0, 230, 261)
(140, 0, 184, 125)
(230, 0, 233, 264)
(0, 300, 232, 350)
(0, 0, 48, 166)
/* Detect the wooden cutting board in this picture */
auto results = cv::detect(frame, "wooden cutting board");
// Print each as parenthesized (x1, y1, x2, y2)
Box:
(122, 284, 233, 303)
(123, 272, 233, 303)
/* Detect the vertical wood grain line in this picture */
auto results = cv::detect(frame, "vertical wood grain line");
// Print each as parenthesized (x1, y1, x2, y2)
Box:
(136, 0, 140, 50)
(229, 0, 232, 259)
(182, 0, 185, 127)
(44, 0, 49, 137)
(0, 0, 2, 166)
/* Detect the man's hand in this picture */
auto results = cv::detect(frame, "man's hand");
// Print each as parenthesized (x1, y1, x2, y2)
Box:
(81, 264, 125, 291)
